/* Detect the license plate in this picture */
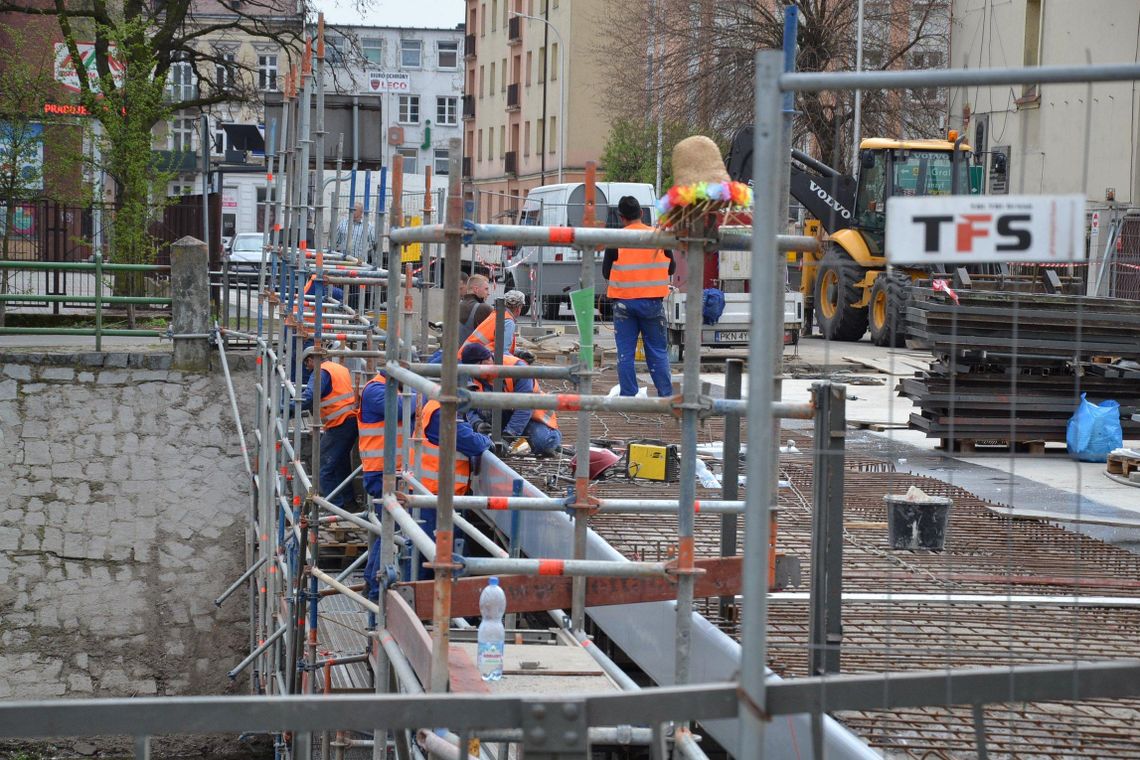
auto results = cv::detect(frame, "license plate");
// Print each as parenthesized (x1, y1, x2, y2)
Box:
(714, 330, 749, 342)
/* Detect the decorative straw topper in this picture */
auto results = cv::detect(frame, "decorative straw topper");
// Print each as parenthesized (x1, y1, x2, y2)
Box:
(656, 135, 753, 229)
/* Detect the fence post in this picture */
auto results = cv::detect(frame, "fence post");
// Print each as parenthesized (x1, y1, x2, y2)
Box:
(94, 251, 104, 351)
(171, 235, 210, 371)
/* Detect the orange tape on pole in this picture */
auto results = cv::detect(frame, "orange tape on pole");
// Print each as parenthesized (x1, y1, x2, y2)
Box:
(549, 227, 575, 244)
(538, 559, 565, 576)
(556, 394, 581, 411)
(487, 497, 509, 510)
(694, 500, 701, 514)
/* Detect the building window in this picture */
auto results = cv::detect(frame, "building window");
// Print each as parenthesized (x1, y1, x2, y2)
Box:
(171, 116, 195, 152)
(213, 124, 228, 156)
(523, 120, 530, 156)
(434, 147, 450, 175)
(478, 129, 483, 161)
(550, 43, 558, 80)
(215, 52, 235, 93)
(538, 46, 545, 83)
(169, 52, 196, 102)
(537, 117, 544, 153)
(526, 51, 532, 86)
(499, 125, 505, 156)
(491, 0, 497, 30)
(438, 40, 459, 69)
(398, 95, 420, 124)
(437, 96, 458, 126)
(258, 54, 278, 91)
(501, 57, 507, 92)
(326, 34, 347, 64)
(911, 51, 942, 69)
(479, 65, 485, 98)
(395, 147, 418, 174)
(489, 62, 495, 94)
(400, 39, 422, 69)
(169, 182, 195, 197)
(363, 37, 383, 64)
(481, 3, 486, 36)
(488, 128, 494, 161)
(549, 116, 556, 153)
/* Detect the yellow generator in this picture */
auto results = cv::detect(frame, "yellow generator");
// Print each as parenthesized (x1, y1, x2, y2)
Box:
(626, 441, 680, 482)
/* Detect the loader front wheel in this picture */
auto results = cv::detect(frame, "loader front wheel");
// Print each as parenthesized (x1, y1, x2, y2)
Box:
(869, 270, 911, 347)
(814, 248, 869, 342)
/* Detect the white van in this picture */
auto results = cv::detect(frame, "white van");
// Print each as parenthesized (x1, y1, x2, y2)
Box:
(502, 182, 658, 320)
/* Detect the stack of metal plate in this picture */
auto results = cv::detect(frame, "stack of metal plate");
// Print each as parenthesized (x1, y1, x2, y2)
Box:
(899, 288, 1140, 448)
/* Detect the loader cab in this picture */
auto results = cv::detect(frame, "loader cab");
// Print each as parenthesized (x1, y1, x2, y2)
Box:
(853, 139, 971, 244)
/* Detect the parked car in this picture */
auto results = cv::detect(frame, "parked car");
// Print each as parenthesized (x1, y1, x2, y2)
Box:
(227, 232, 266, 277)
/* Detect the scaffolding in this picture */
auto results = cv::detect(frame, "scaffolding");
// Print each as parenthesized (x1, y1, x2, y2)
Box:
(8, 21, 1140, 760)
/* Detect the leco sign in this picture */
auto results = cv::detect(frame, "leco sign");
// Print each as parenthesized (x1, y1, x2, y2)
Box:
(885, 195, 1085, 264)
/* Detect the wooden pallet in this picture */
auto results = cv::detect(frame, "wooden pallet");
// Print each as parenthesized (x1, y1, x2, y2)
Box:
(939, 438, 1049, 455)
(1106, 451, 1140, 479)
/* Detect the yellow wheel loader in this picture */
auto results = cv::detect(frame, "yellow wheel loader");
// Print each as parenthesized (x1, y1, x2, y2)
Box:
(726, 130, 973, 345)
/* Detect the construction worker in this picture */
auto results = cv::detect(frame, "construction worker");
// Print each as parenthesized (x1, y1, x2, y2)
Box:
(300, 352, 359, 509)
(415, 391, 492, 496)
(459, 274, 494, 344)
(461, 343, 561, 457)
(333, 201, 376, 262)
(603, 195, 676, 397)
(358, 373, 407, 601)
(459, 289, 525, 359)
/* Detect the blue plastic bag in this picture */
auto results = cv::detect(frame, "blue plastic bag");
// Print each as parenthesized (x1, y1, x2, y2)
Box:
(1066, 393, 1122, 463)
(702, 288, 726, 325)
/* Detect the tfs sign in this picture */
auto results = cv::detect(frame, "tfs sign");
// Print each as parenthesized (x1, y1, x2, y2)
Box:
(885, 195, 1085, 264)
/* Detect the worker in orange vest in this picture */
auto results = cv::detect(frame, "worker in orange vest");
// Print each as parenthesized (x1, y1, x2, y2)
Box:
(603, 196, 676, 397)
(459, 289, 526, 359)
(461, 343, 561, 457)
(414, 393, 492, 496)
(300, 353, 359, 509)
(358, 373, 407, 600)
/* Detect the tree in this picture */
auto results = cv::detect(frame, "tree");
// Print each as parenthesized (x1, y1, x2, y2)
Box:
(600, 118, 696, 190)
(596, 0, 949, 173)
(0, 0, 306, 270)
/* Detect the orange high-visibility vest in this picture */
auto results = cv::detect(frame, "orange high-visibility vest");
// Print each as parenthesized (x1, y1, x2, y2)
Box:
(460, 310, 517, 358)
(358, 375, 403, 474)
(491, 355, 558, 429)
(606, 221, 671, 300)
(318, 361, 357, 429)
(415, 399, 472, 495)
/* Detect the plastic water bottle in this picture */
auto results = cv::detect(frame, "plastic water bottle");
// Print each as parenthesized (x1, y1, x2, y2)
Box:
(477, 577, 506, 681)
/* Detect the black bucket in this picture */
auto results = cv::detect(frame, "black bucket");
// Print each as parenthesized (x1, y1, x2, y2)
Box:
(884, 495, 952, 552)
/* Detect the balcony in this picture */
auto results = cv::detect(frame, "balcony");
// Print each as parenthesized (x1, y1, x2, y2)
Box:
(506, 83, 520, 110)
(465, 34, 475, 59)
(504, 151, 517, 176)
(462, 94, 475, 120)
(508, 16, 521, 45)
(462, 156, 472, 178)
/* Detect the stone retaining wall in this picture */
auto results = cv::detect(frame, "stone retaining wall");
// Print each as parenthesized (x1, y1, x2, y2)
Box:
(0, 352, 256, 756)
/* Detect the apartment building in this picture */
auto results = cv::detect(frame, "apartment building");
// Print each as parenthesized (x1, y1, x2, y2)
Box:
(950, 0, 1140, 202)
(463, 0, 612, 223)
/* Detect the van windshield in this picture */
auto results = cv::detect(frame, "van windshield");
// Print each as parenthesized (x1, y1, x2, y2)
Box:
(605, 206, 651, 228)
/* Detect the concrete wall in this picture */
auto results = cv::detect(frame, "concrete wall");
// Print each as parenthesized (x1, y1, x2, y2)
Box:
(0, 352, 254, 755)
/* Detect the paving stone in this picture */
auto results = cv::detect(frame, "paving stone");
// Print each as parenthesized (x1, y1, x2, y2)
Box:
(103, 353, 130, 368)
(0, 379, 17, 400)
(41, 367, 76, 382)
(2, 364, 32, 381)
(77, 353, 105, 367)
(77, 371, 96, 382)
(22, 420, 48, 439)
(96, 370, 129, 385)
(24, 441, 51, 466)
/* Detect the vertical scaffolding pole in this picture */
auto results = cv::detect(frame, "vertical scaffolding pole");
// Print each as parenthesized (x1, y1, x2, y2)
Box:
(808, 381, 845, 676)
(491, 297, 506, 443)
(429, 140, 465, 698)
(419, 170, 431, 360)
(674, 219, 706, 688)
(718, 357, 743, 620)
(569, 162, 598, 632)
(738, 49, 783, 759)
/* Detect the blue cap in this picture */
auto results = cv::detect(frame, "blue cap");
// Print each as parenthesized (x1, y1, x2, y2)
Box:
(488, 577, 499, 585)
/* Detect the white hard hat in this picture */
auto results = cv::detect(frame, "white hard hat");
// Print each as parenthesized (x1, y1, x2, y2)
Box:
(504, 290, 526, 307)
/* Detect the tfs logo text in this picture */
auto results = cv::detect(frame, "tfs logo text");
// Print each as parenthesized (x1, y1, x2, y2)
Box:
(911, 213, 1032, 253)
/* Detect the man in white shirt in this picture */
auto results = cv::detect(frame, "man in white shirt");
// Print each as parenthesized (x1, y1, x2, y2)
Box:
(334, 201, 376, 263)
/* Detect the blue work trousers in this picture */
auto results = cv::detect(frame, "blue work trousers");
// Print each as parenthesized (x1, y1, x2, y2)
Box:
(319, 417, 358, 509)
(613, 297, 673, 397)
(523, 419, 563, 456)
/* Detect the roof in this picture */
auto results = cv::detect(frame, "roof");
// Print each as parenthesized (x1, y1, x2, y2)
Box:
(859, 137, 972, 151)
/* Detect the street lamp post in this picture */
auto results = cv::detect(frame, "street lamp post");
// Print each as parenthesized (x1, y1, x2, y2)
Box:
(513, 11, 565, 184)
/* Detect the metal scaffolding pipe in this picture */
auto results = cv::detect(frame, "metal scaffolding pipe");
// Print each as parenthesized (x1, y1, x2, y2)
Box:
(403, 494, 748, 514)
(215, 556, 269, 607)
(377, 628, 425, 694)
(310, 567, 379, 615)
(311, 494, 384, 538)
(415, 729, 480, 760)
(389, 222, 819, 255)
(409, 362, 577, 380)
(461, 556, 669, 579)
(382, 362, 442, 401)
(380, 496, 437, 561)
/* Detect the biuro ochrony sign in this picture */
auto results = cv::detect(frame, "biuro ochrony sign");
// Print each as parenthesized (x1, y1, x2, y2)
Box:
(885, 195, 1086, 264)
